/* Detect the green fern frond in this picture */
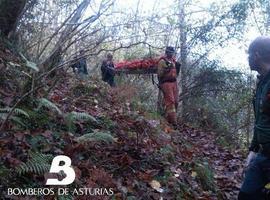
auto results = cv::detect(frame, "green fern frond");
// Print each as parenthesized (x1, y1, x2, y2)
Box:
(0, 113, 7, 120)
(37, 98, 62, 115)
(28, 151, 54, 163)
(17, 161, 51, 176)
(16, 152, 54, 176)
(67, 111, 97, 122)
(65, 111, 97, 132)
(10, 116, 26, 127)
(0, 107, 30, 118)
(75, 131, 116, 144)
(0, 111, 27, 127)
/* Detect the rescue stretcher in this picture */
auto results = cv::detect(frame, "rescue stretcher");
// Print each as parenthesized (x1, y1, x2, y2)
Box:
(114, 57, 160, 74)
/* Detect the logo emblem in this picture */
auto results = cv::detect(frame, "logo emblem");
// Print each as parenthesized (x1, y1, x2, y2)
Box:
(46, 155, 75, 185)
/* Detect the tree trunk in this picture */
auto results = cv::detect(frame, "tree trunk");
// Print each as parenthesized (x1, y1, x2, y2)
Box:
(178, 0, 187, 120)
(0, 0, 27, 37)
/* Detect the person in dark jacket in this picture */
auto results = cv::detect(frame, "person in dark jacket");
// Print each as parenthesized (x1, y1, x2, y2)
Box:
(238, 36, 270, 200)
(71, 50, 88, 79)
(101, 53, 115, 87)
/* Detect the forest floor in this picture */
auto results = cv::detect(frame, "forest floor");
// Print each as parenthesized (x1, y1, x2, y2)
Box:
(0, 72, 245, 200)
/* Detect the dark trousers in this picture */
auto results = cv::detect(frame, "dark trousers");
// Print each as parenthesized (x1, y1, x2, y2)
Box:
(104, 77, 115, 87)
(238, 153, 270, 199)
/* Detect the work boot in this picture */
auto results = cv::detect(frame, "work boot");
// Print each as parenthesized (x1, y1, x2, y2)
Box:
(167, 112, 177, 126)
(172, 123, 179, 130)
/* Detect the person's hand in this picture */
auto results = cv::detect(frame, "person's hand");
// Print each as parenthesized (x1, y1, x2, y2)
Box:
(245, 151, 257, 167)
(110, 68, 116, 75)
(114, 69, 120, 75)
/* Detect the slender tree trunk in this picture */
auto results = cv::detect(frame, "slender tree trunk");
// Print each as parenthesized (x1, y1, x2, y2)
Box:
(36, 0, 47, 61)
(178, 0, 187, 119)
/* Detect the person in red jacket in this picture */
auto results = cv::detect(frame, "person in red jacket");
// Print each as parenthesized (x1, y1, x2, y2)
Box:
(158, 46, 179, 126)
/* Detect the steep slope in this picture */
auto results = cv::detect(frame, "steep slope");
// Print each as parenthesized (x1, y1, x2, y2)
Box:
(0, 72, 244, 200)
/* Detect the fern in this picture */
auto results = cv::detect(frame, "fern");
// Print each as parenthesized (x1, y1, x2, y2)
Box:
(0, 108, 29, 128)
(65, 111, 97, 132)
(37, 98, 62, 115)
(16, 152, 54, 176)
(75, 131, 116, 144)
(67, 111, 97, 122)
(0, 112, 8, 120)
(9, 116, 27, 127)
(0, 107, 30, 118)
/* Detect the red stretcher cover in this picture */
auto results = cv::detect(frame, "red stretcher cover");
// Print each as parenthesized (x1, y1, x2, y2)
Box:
(115, 57, 160, 71)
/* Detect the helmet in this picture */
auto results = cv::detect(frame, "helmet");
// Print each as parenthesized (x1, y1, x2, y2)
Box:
(165, 46, 175, 54)
(107, 53, 113, 59)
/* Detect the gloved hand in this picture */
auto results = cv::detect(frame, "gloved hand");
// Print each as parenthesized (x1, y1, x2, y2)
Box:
(245, 151, 257, 167)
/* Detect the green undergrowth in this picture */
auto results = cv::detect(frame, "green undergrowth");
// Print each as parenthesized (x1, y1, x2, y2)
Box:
(193, 160, 216, 192)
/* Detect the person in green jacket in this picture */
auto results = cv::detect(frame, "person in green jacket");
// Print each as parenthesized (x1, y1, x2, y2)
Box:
(238, 36, 270, 199)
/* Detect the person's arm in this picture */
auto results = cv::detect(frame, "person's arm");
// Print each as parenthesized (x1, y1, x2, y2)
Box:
(249, 129, 259, 152)
(107, 64, 115, 75)
(246, 96, 259, 166)
(249, 91, 260, 153)
(157, 59, 167, 79)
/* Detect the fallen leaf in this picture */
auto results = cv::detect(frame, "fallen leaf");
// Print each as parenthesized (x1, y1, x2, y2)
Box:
(149, 180, 164, 193)
(191, 171, 197, 178)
